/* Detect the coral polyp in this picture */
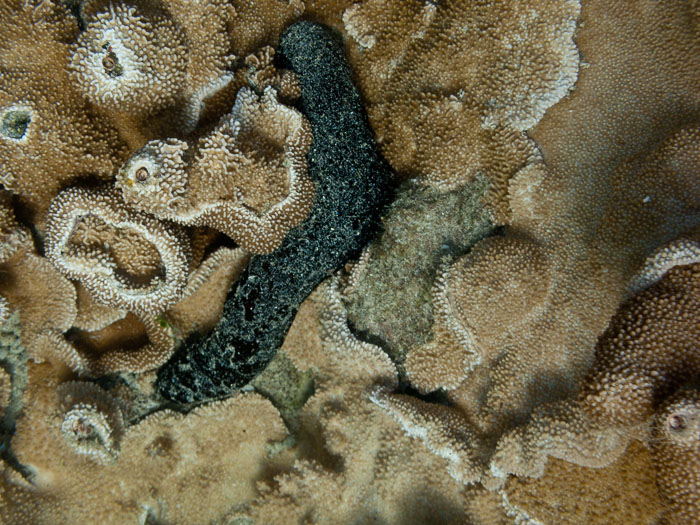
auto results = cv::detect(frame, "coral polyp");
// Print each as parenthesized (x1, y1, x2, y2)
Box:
(69, 2, 187, 115)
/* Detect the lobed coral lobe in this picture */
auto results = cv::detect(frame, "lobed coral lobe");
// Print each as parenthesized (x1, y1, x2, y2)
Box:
(117, 86, 315, 254)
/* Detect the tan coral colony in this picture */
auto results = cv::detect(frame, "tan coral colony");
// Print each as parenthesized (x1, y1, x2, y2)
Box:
(0, 0, 699, 524)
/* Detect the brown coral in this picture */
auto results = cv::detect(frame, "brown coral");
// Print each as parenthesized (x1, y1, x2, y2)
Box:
(245, 280, 475, 524)
(0, 366, 10, 411)
(580, 263, 700, 427)
(650, 387, 700, 525)
(0, 192, 30, 263)
(504, 440, 664, 525)
(406, 234, 551, 394)
(69, 1, 188, 116)
(71, 312, 177, 375)
(0, 0, 699, 522)
(341, 0, 580, 221)
(168, 246, 250, 334)
(117, 87, 314, 254)
(0, 247, 80, 370)
(0, 1, 126, 220)
(7, 362, 287, 523)
(487, 399, 633, 489)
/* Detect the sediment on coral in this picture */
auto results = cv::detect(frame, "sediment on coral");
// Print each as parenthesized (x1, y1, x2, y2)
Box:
(156, 21, 393, 403)
(344, 177, 494, 370)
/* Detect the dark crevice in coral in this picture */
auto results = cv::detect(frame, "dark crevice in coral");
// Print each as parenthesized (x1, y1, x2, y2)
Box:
(0, 314, 32, 482)
(156, 21, 394, 404)
(396, 382, 453, 408)
(62, 0, 86, 31)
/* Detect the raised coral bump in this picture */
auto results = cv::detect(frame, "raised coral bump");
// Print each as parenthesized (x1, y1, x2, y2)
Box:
(56, 381, 125, 464)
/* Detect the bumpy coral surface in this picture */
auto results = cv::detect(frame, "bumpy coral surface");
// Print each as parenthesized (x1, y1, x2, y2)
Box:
(117, 86, 315, 254)
(650, 387, 700, 524)
(0, 0, 699, 523)
(581, 262, 700, 426)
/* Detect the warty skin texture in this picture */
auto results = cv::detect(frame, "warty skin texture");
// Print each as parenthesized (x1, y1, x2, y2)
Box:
(156, 21, 393, 403)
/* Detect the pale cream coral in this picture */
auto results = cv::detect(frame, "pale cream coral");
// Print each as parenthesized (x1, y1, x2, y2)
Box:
(0, 0, 698, 522)
(402, 128, 700, 440)
(117, 87, 314, 254)
(370, 389, 487, 485)
(45, 186, 190, 315)
(72, 283, 127, 333)
(242, 46, 302, 101)
(627, 231, 700, 295)
(56, 381, 125, 464)
(162, 0, 237, 127)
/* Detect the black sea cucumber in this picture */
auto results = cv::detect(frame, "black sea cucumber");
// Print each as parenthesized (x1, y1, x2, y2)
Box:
(156, 21, 393, 403)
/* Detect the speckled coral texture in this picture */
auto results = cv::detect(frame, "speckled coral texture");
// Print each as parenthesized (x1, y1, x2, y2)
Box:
(0, 0, 699, 523)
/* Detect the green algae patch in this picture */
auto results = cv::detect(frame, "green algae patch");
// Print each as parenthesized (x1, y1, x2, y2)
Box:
(1, 109, 31, 140)
(345, 176, 494, 370)
(252, 351, 314, 434)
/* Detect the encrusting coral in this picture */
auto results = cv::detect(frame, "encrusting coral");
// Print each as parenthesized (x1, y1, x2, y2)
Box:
(650, 387, 700, 524)
(406, 233, 551, 394)
(503, 440, 664, 524)
(242, 279, 480, 524)
(5, 362, 287, 524)
(580, 262, 700, 427)
(56, 381, 125, 464)
(340, 0, 580, 221)
(0, 1, 126, 221)
(0, 0, 699, 522)
(117, 86, 315, 255)
(69, 1, 188, 117)
(626, 229, 700, 296)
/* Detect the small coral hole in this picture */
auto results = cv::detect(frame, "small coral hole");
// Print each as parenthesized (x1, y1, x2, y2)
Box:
(146, 434, 174, 457)
(100, 42, 123, 78)
(667, 413, 686, 433)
